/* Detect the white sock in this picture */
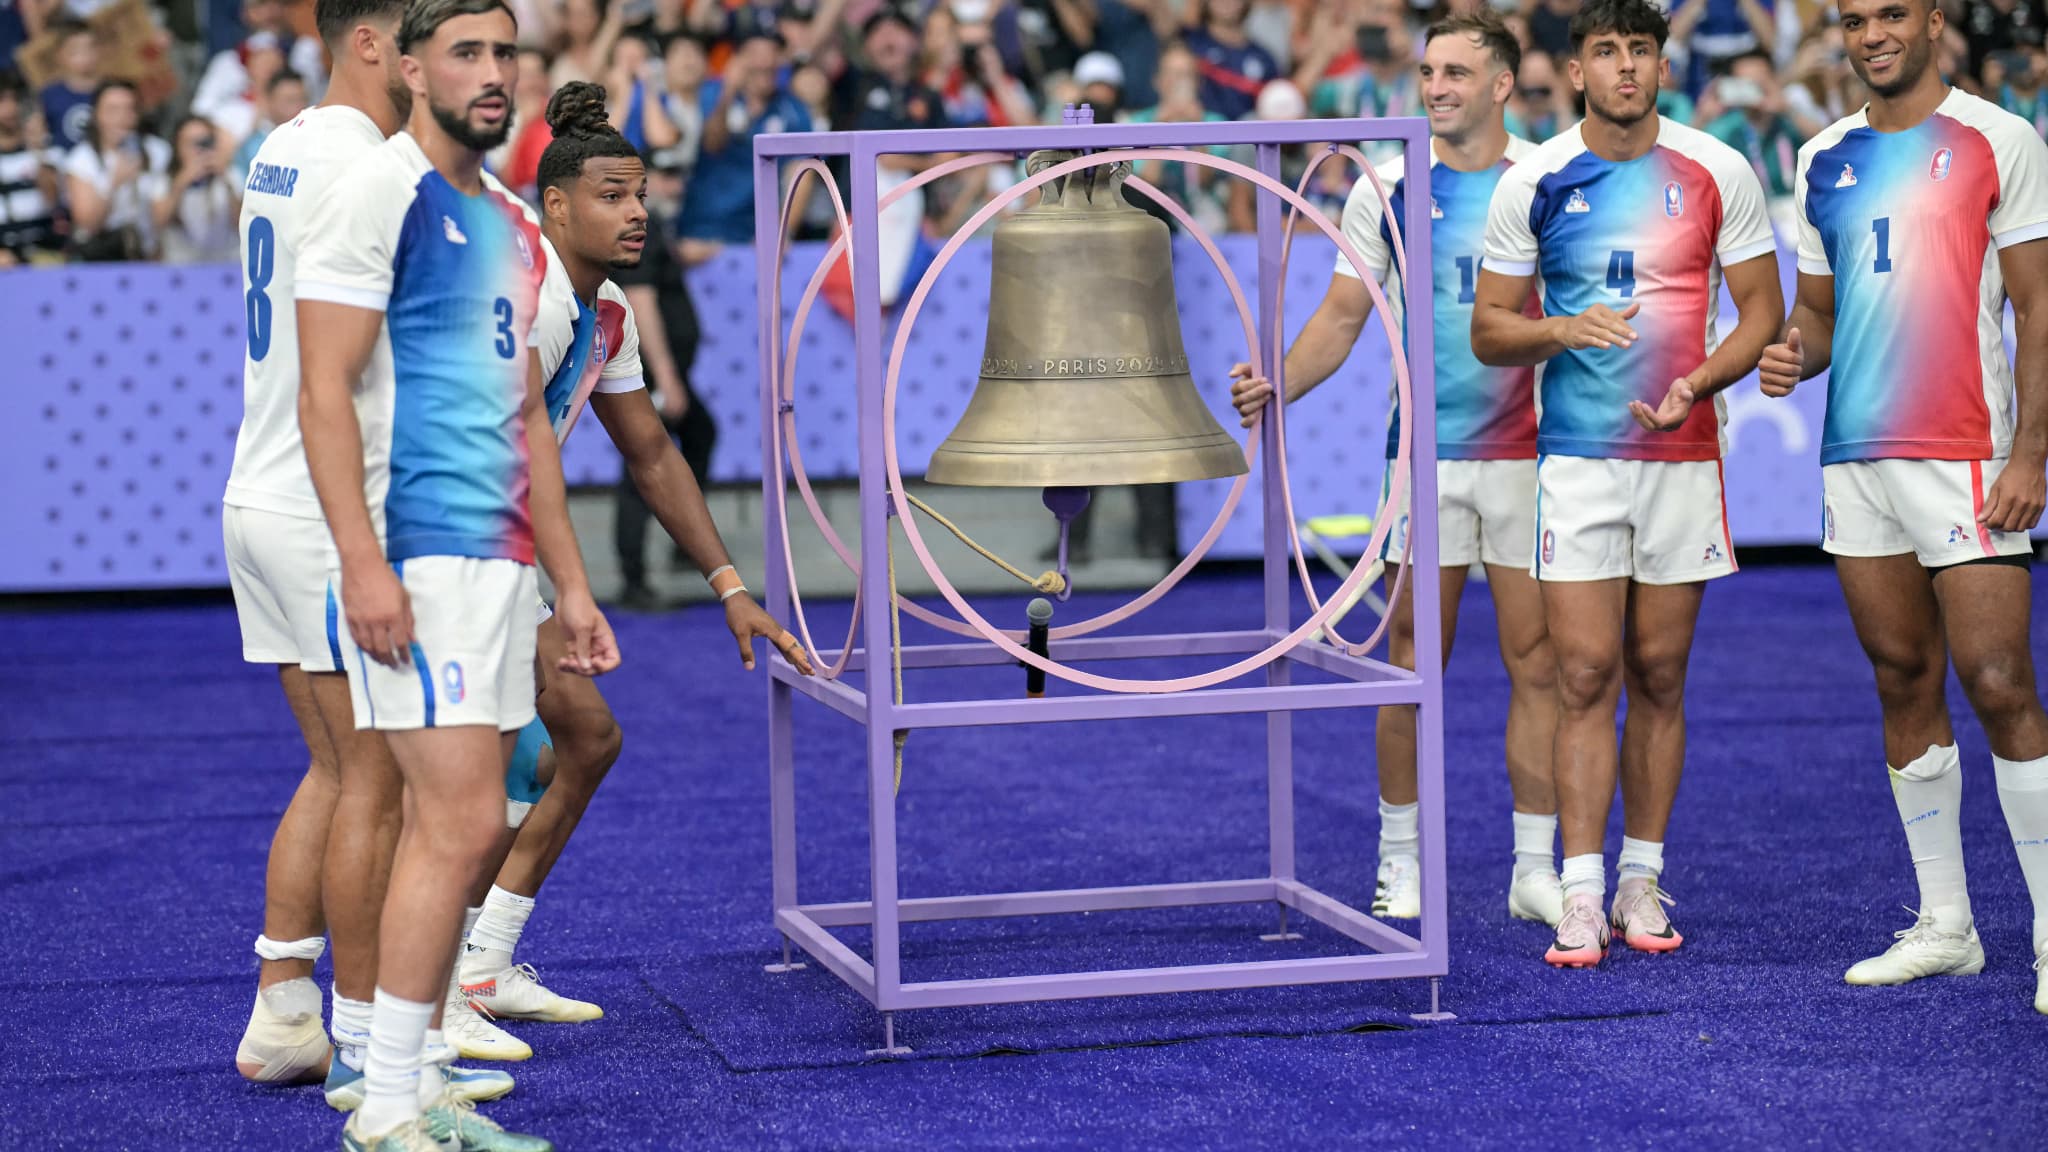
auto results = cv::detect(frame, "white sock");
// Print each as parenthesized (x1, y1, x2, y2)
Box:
(358, 988, 434, 1136)
(1512, 812, 1557, 879)
(1993, 753, 2048, 952)
(1617, 836, 1664, 886)
(454, 906, 485, 989)
(1892, 743, 1972, 931)
(463, 886, 536, 981)
(332, 992, 373, 1070)
(416, 1030, 447, 1109)
(1377, 799, 1419, 864)
(1561, 853, 1604, 901)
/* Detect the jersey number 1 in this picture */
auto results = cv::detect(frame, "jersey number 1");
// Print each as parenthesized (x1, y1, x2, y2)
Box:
(245, 215, 275, 362)
(1454, 255, 1476, 304)
(1872, 217, 1893, 274)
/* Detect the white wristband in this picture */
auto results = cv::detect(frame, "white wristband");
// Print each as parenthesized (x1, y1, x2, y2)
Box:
(719, 584, 749, 603)
(706, 564, 736, 587)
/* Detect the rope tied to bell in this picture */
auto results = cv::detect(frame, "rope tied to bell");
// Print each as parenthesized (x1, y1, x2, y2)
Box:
(902, 492, 1067, 596)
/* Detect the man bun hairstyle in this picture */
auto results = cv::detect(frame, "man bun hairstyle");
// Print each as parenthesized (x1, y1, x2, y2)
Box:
(537, 81, 642, 194)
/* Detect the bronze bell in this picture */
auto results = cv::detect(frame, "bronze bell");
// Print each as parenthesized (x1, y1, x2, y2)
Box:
(924, 150, 1249, 488)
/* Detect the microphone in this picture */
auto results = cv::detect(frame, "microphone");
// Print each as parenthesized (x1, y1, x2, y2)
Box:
(1026, 597, 1052, 698)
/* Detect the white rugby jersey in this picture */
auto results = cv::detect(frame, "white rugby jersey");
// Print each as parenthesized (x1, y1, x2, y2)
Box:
(532, 233, 644, 444)
(223, 105, 385, 519)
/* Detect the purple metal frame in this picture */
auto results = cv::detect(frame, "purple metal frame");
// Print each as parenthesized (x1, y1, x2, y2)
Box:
(751, 114, 1442, 1046)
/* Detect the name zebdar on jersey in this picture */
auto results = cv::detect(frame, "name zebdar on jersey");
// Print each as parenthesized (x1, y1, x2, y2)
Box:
(246, 161, 302, 199)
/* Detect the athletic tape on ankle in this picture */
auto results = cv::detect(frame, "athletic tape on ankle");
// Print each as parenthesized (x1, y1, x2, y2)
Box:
(254, 935, 327, 962)
(506, 717, 552, 810)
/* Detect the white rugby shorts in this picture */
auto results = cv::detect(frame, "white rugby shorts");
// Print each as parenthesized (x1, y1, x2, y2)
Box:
(332, 556, 538, 732)
(1533, 456, 1737, 585)
(223, 504, 344, 671)
(1821, 458, 2034, 568)
(1379, 458, 1539, 569)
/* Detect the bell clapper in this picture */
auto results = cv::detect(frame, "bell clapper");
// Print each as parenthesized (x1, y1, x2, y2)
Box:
(1042, 487, 1090, 602)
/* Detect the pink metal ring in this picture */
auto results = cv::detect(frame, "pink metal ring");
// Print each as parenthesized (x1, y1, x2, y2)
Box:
(880, 147, 1413, 693)
(771, 152, 1267, 646)
(1266, 144, 1413, 656)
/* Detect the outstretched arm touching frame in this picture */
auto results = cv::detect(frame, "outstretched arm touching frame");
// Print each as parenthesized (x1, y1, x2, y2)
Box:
(590, 387, 814, 674)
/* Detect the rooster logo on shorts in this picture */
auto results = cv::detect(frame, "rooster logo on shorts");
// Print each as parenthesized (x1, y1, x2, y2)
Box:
(1948, 524, 1970, 545)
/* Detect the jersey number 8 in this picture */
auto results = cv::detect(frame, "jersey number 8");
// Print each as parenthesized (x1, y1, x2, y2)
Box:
(245, 215, 275, 362)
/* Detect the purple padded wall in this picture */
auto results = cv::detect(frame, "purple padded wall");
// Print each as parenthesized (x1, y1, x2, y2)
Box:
(3, 266, 243, 591)
(0, 236, 1908, 592)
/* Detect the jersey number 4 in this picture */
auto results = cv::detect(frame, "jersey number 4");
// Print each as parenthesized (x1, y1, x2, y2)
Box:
(245, 215, 275, 362)
(1606, 249, 1636, 299)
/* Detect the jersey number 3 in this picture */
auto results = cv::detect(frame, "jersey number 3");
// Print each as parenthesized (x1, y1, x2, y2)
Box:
(245, 215, 275, 362)
(493, 297, 516, 358)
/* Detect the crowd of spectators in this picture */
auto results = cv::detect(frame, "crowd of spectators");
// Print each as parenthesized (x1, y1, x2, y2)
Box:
(3, 0, 2047, 266)
(2, 0, 2043, 587)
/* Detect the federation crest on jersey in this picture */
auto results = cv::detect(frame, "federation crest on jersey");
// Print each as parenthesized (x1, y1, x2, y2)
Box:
(1835, 164, 1857, 188)
(515, 229, 534, 270)
(1931, 148, 1953, 181)
(1564, 188, 1590, 214)
(1663, 181, 1683, 218)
